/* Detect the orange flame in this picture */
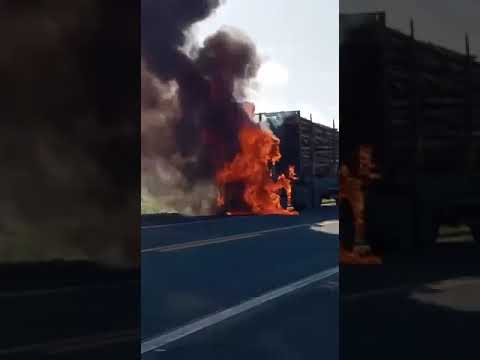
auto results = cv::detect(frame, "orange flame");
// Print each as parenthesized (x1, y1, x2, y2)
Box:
(340, 243, 383, 265)
(216, 190, 225, 208)
(216, 125, 298, 215)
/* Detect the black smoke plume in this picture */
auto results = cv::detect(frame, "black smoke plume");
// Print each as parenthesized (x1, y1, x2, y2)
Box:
(141, 0, 261, 214)
(0, 1, 139, 267)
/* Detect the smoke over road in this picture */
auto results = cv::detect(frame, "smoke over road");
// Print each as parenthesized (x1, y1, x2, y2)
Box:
(141, 0, 263, 215)
(0, 1, 139, 267)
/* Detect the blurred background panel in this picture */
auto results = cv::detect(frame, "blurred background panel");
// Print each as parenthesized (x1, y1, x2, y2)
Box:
(0, 1, 140, 358)
(339, 1, 480, 359)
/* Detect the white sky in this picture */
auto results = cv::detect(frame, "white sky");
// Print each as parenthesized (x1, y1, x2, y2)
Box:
(192, 0, 339, 127)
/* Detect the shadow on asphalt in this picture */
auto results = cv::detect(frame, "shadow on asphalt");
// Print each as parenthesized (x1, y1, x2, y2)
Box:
(341, 242, 480, 360)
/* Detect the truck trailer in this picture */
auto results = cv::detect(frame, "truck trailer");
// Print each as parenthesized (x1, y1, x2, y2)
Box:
(256, 111, 339, 209)
(339, 12, 480, 253)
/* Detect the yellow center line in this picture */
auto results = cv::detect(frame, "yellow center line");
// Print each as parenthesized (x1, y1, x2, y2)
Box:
(141, 223, 313, 254)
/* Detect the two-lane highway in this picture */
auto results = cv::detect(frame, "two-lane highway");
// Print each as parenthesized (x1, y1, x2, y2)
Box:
(141, 206, 339, 359)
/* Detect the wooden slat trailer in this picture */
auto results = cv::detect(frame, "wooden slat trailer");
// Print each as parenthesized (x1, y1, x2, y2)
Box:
(339, 12, 480, 253)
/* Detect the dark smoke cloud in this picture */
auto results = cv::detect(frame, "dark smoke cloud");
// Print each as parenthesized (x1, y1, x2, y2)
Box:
(196, 28, 261, 98)
(0, 1, 139, 267)
(141, 0, 222, 78)
(141, 0, 262, 215)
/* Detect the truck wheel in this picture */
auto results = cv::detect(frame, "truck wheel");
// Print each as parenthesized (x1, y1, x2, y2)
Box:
(340, 201, 355, 251)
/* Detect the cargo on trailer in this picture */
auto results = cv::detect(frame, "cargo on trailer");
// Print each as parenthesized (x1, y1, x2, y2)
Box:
(256, 111, 339, 210)
(340, 12, 480, 253)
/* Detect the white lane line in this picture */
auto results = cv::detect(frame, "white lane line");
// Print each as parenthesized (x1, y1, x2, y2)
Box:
(141, 223, 312, 254)
(141, 266, 339, 354)
(142, 233, 262, 254)
(141, 217, 236, 230)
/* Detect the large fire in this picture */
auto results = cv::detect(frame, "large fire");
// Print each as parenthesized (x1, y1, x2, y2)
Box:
(142, 0, 298, 216)
(216, 119, 298, 216)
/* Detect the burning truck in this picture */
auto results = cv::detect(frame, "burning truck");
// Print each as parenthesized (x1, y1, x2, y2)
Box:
(141, 0, 338, 217)
(215, 103, 299, 216)
(141, 0, 300, 217)
(215, 108, 341, 215)
(255, 111, 339, 210)
(340, 12, 480, 255)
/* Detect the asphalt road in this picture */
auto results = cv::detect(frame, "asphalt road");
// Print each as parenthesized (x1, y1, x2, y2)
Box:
(341, 239, 480, 360)
(0, 262, 139, 359)
(141, 206, 339, 359)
